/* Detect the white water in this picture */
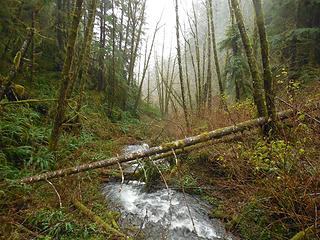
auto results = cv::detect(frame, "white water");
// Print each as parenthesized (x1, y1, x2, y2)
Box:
(102, 145, 236, 240)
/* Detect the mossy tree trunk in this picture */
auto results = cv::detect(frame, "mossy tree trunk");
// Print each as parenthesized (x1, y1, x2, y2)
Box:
(252, 0, 277, 127)
(230, 0, 267, 118)
(49, 0, 83, 151)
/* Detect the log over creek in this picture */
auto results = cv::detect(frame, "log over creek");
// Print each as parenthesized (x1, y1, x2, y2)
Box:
(20, 102, 319, 184)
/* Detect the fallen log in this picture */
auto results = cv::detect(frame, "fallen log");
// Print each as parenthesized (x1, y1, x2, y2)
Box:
(72, 199, 128, 238)
(20, 102, 319, 184)
(0, 99, 58, 106)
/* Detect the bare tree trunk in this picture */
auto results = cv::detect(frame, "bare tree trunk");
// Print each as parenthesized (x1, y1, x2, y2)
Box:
(165, 55, 177, 115)
(201, 43, 207, 105)
(208, 0, 223, 97)
(134, 22, 160, 112)
(49, 0, 83, 151)
(230, 0, 267, 117)
(164, 40, 172, 115)
(128, 1, 146, 87)
(201, 35, 207, 105)
(183, 36, 198, 110)
(206, 2, 212, 108)
(184, 31, 193, 111)
(252, 0, 277, 126)
(191, 3, 202, 111)
(175, 0, 190, 129)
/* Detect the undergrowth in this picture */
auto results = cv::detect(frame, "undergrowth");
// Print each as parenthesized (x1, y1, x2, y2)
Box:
(159, 82, 320, 240)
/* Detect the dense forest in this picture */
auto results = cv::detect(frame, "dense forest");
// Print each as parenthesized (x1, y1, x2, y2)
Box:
(0, 0, 319, 239)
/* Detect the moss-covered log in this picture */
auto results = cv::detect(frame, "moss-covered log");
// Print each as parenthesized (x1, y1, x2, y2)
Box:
(72, 199, 127, 238)
(19, 102, 319, 184)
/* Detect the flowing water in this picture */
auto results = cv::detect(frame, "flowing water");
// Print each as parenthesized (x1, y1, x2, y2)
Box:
(102, 145, 236, 240)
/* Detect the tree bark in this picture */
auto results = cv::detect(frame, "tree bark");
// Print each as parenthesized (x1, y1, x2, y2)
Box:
(252, 0, 277, 127)
(191, 3, 202, 111)
(184, 38, 193, 111)
(49, 0, 83, 151)
(175, 0, 190, 129)
(98, 0, 106, 91)
(206, 1, 212, 108)
(208, 0, 224, 98)
(134, 22, 159, 112)
(230, 0, 267, 117)
(20, 102, 319, 184)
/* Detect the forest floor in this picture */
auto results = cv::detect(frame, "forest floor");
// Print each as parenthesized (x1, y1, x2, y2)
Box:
(0, 72, 319, 239)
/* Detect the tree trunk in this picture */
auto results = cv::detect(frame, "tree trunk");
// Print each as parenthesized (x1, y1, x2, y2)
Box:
(0, 34, 32, 101)
(175, 0, 190, 129)
(134, 22, 159, 112)
(208, 0, 223, 98)
(230, 0, 267, 118)
(56, 0, 65, 57)
(184, 40, 193, 111)
(98, 0, 106, 91)
(30, 9, 36, 84)
(49, 0, 83, 151)
(228, 0, 241, 102)
(252, 0, 277, 127)
(206, 1, 212, 108)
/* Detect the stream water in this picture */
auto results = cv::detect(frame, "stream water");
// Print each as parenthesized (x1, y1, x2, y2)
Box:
(102, 145, 236, 240)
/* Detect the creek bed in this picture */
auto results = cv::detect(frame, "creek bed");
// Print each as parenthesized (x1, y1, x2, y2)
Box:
(102, 145, 236, 240)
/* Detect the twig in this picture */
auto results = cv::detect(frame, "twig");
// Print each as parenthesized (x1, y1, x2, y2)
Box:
(46, 179, 62, 208)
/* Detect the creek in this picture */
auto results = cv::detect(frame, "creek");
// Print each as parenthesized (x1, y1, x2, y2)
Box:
(102, 145, 236, 240)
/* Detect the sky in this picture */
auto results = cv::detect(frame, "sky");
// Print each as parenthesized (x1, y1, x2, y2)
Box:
(144, 0, 195, 56)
